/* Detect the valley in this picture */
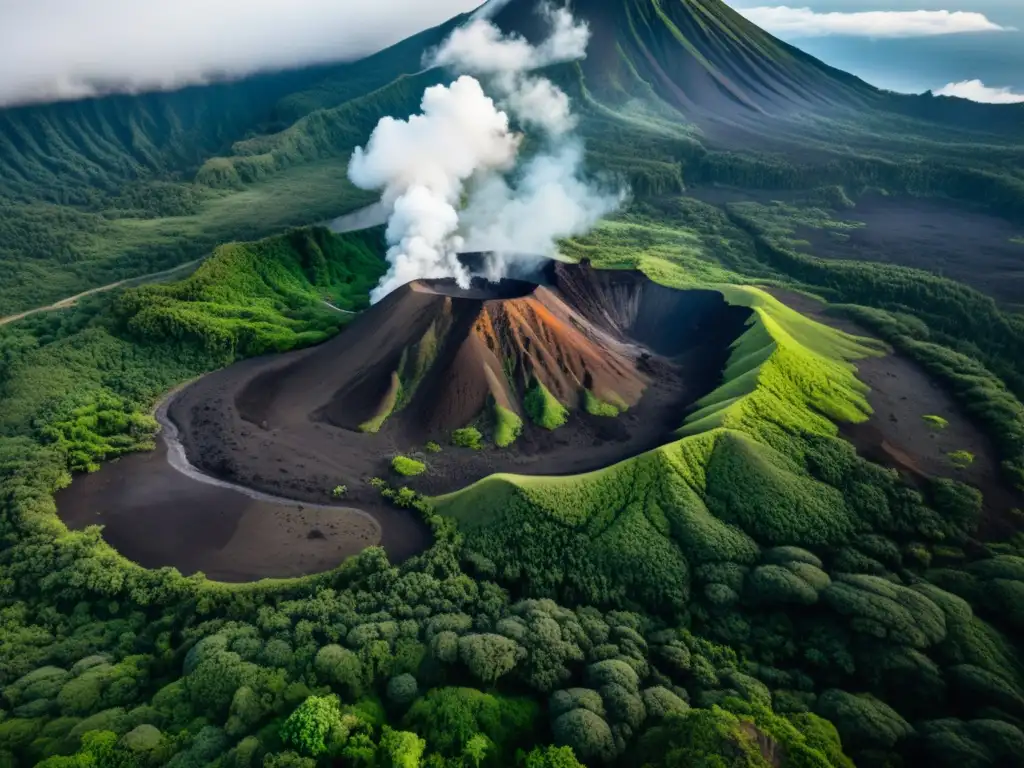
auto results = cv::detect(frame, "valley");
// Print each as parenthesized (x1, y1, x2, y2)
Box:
(1, 1, 1024, 768)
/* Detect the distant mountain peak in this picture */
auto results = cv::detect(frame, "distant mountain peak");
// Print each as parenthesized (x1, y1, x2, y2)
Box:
(486, 0, 877, 117)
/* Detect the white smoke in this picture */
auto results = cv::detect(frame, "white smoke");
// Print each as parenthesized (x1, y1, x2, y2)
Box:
(430, 5, 589, 74)
(429, 4, 587, 136)
(461, 142, 623, 281)
(348, 76, 520, 300)
(349, 3, 624, 301)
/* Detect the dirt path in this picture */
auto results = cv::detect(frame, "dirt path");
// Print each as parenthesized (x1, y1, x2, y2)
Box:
(0, 258, 203, 328)
(1, 201, 385, 329)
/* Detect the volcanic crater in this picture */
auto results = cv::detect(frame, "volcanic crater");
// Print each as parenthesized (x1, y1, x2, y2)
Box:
(170, 262, 752, 502)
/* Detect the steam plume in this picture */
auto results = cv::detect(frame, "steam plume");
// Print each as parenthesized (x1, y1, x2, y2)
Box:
(349, 4, 624, 302)
(348, 76, 520, 300)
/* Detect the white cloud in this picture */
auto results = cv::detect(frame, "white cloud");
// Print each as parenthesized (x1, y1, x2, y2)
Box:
(0, 0, 480, 108)
(935, 79, 1024, 104)
(735, 6, 1014, 38)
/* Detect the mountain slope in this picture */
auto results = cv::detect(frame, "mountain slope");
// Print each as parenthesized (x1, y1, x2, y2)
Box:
(1, 0, 1022, 317)
(491, 0, 878, 117)
(0, 14, 463, 205)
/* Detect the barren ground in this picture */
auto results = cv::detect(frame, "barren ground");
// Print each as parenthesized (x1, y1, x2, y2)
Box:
(801, 195, 1024, 306)
(169, 269, 751, 506)
(768, 287, 1023, 538)
(55, 422, 429, 582)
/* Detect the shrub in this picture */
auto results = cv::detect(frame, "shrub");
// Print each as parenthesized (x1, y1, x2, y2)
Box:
(948, 450, 975, 468)
(392, 456, 426, 476)
(922, 414, 948, 430)
(425, 441, 441, 453)
(583, 390, 621, 417)
(331, 485, 347, 499)
(494, 406, 523, 448)
(451, 427, 484, 450)
(525, 379, 568, 430)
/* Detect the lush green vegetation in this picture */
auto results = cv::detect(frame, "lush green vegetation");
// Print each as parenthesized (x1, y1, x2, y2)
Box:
(3, 205, 1024, 768)
(3, 0, 1024, 766)
(583, 391, 622, 418)
(451, 428, 485, 451)
(922, 415, 949, 431)
(493, 406, 523, 449)
(948, 450, 976, 469)
(116, 226, 383, 363)
(392, 456, 427, 477)
(525, 380, 569, 431)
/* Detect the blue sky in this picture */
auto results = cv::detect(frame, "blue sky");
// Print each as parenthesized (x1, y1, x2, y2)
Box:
(723, 0, 1024, 100)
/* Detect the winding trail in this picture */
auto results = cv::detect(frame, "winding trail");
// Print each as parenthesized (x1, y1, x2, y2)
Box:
(0, 258, 203, 327)
(1, 201, 385, 329)
(154, 391, 377, 525)
(57, 373, 430, 581)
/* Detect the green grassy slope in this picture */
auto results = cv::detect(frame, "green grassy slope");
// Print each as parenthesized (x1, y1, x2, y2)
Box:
(433, 274, 885, 609)
(0, 227, 382, 453)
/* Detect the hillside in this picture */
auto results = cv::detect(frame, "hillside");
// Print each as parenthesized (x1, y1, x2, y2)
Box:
(2, 205, 1024, 768)
(2, 0, 1023, 318)
(166, 263, 751, 505)
(491, 0, 877, 116)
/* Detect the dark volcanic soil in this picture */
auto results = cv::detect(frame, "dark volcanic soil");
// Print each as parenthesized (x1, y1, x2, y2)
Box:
(170, 264, 752, 505)
(690, 187, 1024, 306)
(56, 403, 430, 582)
(768, 288, 1024, 538)
(801, 195, 1024, 306)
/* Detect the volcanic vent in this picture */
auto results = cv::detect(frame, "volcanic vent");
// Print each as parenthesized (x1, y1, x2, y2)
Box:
(170, 262, 752, 502)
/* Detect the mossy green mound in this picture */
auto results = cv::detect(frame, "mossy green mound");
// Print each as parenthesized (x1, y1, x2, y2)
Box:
(525, 379, 569, 430)
(392, 455, 426, 477)
(494, 406, 524, 448)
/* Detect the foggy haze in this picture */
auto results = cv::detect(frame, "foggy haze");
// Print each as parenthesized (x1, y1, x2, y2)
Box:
(0, 0, 480, 107)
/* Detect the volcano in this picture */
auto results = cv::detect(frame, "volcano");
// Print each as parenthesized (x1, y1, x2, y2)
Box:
(488, 0, 877, 118)
(169, 262, 752, 503)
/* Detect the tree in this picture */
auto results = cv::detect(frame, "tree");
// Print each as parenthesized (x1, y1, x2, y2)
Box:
(403, 688, 537, 759)
(816, 690, 914, 751)
(523, 745, 586, 768)
(280, 695, 343, 757)
(462, 733, 491, 768)
(551, 708, 617, 764)
(458, 634, 522, 685)
(314, 645, 365, 699)
(379, 726, 426, 768)
(387, 674, 420, 708)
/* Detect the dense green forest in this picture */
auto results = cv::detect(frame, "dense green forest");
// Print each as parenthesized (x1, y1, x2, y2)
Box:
(3, 0, 1024, 765)
(2, 203, 1024, 767)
